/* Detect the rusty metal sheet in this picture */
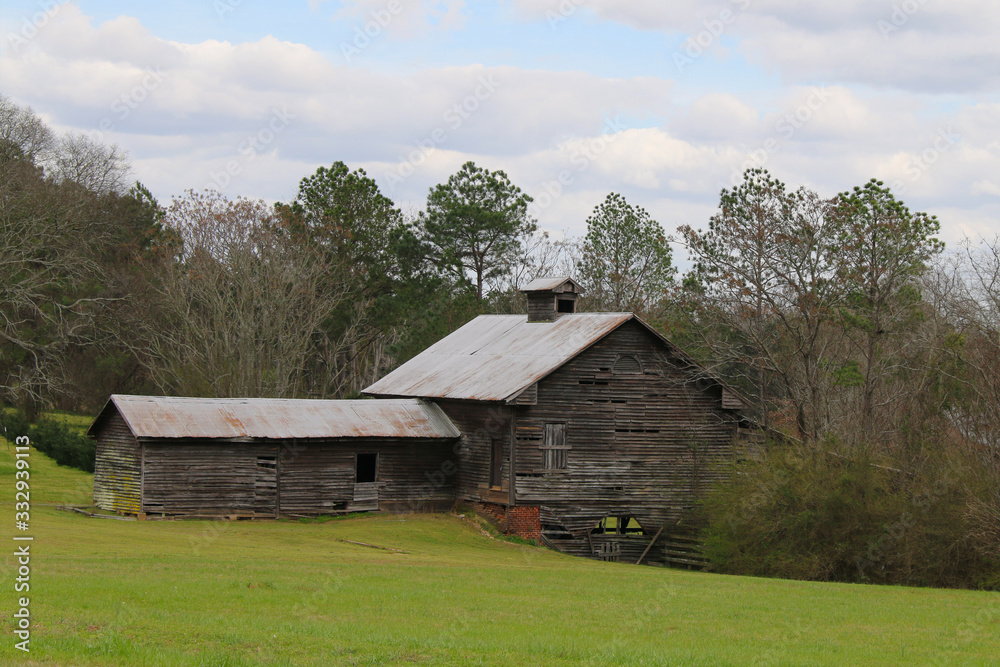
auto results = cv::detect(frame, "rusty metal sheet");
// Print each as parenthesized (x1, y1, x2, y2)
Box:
(363, 313, 633, 401)
(98, 395, 460, 440)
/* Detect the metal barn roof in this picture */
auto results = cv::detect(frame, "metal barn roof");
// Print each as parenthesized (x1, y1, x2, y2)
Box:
(363, 313, 633, 401)
(89, 395, 460, 440)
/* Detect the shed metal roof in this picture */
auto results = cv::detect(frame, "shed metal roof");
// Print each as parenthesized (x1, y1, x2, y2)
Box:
(363, 313, 633, 401)
(520, 276, 581, 292)
(89, 395, 460, 440)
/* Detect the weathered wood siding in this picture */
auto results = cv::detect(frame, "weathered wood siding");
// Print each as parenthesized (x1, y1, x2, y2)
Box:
(515, 320, 740, 537)
(277, 440, 351, 514)
(93, 410, 142, 514)
(279, 438, 457, 514)
(142, 441, 277, 516)
(139, 437, 458, 516)
(527, 294, 557, 321)
(435, 401, 514, 506)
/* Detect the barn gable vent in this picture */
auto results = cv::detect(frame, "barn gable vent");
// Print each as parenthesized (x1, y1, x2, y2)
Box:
(613, 354, 642, 375)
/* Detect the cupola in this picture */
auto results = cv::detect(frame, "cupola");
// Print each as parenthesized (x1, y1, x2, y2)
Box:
(520, 277, 582, 322)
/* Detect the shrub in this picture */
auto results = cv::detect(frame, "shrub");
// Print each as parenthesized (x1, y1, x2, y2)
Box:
(699, 437, 1000, 590)
(27, 417, 96, 473)
(0, 407, 31, 444)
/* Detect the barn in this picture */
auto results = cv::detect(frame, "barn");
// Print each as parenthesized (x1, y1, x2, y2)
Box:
(89, 277, 757, 564)
(88, 396, 460, 518)
(362, 277, 757, 564)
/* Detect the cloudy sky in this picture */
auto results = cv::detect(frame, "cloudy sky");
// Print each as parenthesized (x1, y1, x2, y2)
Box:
(1, 0, 997, 252)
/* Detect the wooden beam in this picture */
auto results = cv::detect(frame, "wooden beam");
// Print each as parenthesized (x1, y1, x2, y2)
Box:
(509, 407, 517, 506)
(539, 533, 559, 551)
(336, 539, 409, 554)
(636, 527, 664, 565)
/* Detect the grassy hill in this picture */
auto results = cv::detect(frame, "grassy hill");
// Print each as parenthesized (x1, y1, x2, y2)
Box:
(1, 427, 998, 666)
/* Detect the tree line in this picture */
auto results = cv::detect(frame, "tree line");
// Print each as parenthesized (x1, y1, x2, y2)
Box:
(2, 95, 997, 588)
(0, 95, 675, 415)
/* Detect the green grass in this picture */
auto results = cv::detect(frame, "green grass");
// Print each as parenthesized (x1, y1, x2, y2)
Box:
(1, 431, 998, 666)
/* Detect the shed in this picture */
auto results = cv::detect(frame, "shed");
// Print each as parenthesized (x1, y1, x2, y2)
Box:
(89, 395, 460, 517)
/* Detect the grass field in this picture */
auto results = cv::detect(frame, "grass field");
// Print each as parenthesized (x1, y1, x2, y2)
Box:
(1, 425, 999, 666)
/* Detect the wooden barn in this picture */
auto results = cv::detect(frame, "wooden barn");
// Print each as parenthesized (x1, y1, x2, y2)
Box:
(89, 277, 757, 565)
(88, 396, 460, 518)
(363, 277, 757, 565)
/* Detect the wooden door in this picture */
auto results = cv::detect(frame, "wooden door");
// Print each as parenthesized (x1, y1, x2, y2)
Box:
(490, 439, 503, 488)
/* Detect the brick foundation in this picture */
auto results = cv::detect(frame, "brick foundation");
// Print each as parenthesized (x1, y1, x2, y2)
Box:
(472, 502, 541, 541)
(506, 505, 541, 541)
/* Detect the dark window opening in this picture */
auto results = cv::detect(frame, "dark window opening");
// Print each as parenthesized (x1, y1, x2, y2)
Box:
(256, 455, 276, 470)
(557, 299, 575, 313)
(356, 453, 378, 483)
(490, 440, 503, 488)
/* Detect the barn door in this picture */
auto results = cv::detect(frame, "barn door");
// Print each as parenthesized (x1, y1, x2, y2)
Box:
(597, 541, 621, 562)
(350, 452, 379, 512)
(254, 447, 278, 517)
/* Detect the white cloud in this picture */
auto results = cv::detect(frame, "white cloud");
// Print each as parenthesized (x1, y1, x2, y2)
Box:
(671, 93, 759, 141)
(511, 0, 1000, 94)
(332, 0, 468, 38)
(0, 3, 992, 253)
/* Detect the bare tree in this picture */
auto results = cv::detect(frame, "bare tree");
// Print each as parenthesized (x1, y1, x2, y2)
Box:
(0, 94, 54, 164)
(51, 133, 132, 195)
(139, 190, 353, 398)
(485, 229, 580, 313)
(929, 236, 1000, 451)
(0, 156, 111, 413)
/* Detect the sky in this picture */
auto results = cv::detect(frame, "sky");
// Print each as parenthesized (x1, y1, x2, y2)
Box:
(1, 0, 997, 254)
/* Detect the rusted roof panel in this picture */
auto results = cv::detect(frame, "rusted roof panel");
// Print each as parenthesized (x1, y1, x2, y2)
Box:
(363, 313, 633, 401)
(94, 395, 460, 440)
